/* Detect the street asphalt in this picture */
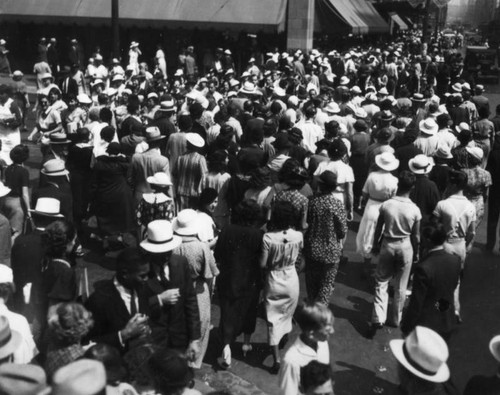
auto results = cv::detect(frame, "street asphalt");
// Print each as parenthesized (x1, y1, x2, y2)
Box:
(2, 72, 499, 395)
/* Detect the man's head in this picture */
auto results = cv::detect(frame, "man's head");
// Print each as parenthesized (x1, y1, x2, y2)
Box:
(422, 223, 447, 250)
(397, 170, 416, 195)
(116, 247, 150, 289)
(295, 301, 334, 343)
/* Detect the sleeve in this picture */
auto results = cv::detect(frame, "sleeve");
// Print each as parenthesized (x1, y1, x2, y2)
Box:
(400, 265, 429, 335)
(183, 261, 201, 342)
(51, 109, 62, 124)
(432, 201, 442, 219)
(278, 359, 300, 395)
(259, 234, 271, 269)
(334, 201, 348, 239)
(21, 167, 30, 187)
(84, 294, 124, 350)
(362, 175, 371, 195)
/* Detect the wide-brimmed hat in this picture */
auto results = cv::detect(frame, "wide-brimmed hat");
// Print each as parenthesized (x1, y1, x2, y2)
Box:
(185, 132, 205, 148)
(12, 70, 23, 79)
(451, 82, 462, 93)
(77, 94, 92, 105)
(378, 87, 389, 96)
(419, 118, 438, 135)
(466, 146, 484, 162)
(354, 107, 367, 119)
(140, 220, 182, 253)
(409, 154, 434, 174)
(145, 126, 165, 142)
(240, 81, 258, 95)
(0, 363, 47, 395)
(49, 132, 71, 144)
(380, 110, 395, 122)
(339, 76, 350, 86)
(0, 181, 11, 198)
(29, 197, 64, 218)
(147, 172, 172, 186)
(91, 79, 104, 88)
(0, 264, 13, 284)
(52, 359, 119, 395)
(272, 134, 292, 150)
(455, 122, 470, 134)
(0, 317, 21, 359)
(41, 159, 69, 176)
(129, 41, 139, 48)
(158, 99, 175, 112)
(172, 209, 201, 236)
(324, 102, 341, 114)
(111, 74, 124, 82)
(434, 145, 453, 160)
(390, 326, 450, 383)
(375, 152, 399, 172)
(350, 85, 362, 94)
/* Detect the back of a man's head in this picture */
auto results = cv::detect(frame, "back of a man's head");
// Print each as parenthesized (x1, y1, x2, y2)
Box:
(397, 170, 416, 195)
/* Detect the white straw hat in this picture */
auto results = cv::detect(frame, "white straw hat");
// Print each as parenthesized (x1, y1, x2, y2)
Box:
(375, 152, 399, 172)
(390, 326, 450, 383)
(147, 172, 173, 186)
(172, 209, 201, 236)
(29, 197, 64, 217)
(140, 220, 182, 254)
(185, 133, 205, 148)
(409, 154, 434, 175)
(419, 118, 438, 136)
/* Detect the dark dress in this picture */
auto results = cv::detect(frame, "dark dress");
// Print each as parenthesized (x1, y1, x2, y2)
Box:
(214, 224, 263, 344)
(90, 155, 135, 235)
(66, 144, 93, 227)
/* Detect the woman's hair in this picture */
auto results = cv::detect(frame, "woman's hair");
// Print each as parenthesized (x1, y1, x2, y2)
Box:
(198, 188, 218, 212)
(9, 144, 29, 164)
(148, 349, 194, 394)
(100, 126, 116, 143)
(48, 87, 61, 99)
(478, 106, 490, 119)
(84, 343, 128, 384)
(397, 170, 416, 194)
(279, 158, 307, 190)
(467, 151, 482, 168)
(295, 301, 334, 332)
(232, 199, 265, 227)
(75, 127, 91, 143)
(269, 201, 298, 231)
(43, 220, 76, 259)
(448, 170, 468, 190)
(327, 139, 347, 161)
(48, 302, 93, 345)
(207, 150, 228, 174)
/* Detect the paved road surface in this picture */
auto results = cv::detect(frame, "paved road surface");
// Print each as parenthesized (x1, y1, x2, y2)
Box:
(3, 73, 500, 395)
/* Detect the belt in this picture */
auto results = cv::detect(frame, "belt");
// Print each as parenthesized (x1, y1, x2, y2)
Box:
(384, 236, 410, 242)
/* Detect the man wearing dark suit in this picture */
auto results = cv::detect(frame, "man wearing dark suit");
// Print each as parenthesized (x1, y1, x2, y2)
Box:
(85, 248, 152, 353)
(140, 220, 201, 361)
(401, 224, 461, 342)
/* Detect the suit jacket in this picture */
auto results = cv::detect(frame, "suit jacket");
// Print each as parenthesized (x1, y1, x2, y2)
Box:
(145, 254, 200, 349)
(60, 76, 78, 99)
(33, 183, 73, 223)
(401, 249, 461, 337)
(464, 374, 500, 395)
(85, 279, 149, 352)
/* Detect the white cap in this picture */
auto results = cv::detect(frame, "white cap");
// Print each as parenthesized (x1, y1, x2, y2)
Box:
(0, 264, 13, 284)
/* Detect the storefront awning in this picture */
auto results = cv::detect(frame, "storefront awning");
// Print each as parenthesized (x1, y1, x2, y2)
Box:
(323, 0, 389, 34)
(390, 13, 409, 30)
(0, 0, 288, 32)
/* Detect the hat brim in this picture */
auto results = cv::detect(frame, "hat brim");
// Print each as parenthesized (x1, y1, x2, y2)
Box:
(0, 186, 11, 198)
(0, 329, 22, 359)
(140, 235, 182, 254)
(41, 169, 69, 176)
(375, 157, 399, 172)
(409, 160, 433, 175)
(419, 128, 438, 136)
(146, 176, 172, 186)
(489, 335, 500, 362)
(49, 140, 71, 145)
(390, 340, 450, 383)
(146, 136, 166, 143)
(172, 219, 201, 237)
(29, 209, 64, 218)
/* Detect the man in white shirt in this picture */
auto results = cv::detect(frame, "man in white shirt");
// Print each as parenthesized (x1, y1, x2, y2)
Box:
(279, 302, 333, 395)
(0, 264, 38, 363)
(297, 105, 323, 153)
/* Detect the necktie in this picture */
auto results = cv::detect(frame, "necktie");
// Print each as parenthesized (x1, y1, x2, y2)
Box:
(130, 288, 137, 315)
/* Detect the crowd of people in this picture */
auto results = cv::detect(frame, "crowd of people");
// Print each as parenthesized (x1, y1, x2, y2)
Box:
(0, 27, 498, 395)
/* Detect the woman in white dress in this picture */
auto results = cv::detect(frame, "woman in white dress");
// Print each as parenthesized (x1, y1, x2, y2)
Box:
(155, 44, 167, 80)
(356, 152, 399, 265)
(128, 42, 141, 75)
(260, 201, 303, 374)
(0, 85, 22, 165)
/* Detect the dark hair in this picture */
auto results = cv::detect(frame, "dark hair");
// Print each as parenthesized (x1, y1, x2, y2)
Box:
(422, 223, 447, 246)
(148, 349, 194, 394)
(117, 247, 149, 276)
(9, 144, 29, 164)
(48, 87, 61, 99)
(269, 201, 298, 231)
(457, 130, 472, 146)
(270, 101, 283, 115)
(100, 126, 116, 143)
(263, 118, 277, 137)
(43, 220, 76, 259)
(325, 120, 340, 139)
(207, 150, 228, 174)
(75, 127, 91, 143)
(448, 170, 468, 190)
(478, 106, 490, 119)
(189, 102, 204, 120)
(243, 100, 254, 112)
(84, 344, 128, 384)
(232, 199, 264, 227)
(198, 188, 218, 212)
(304, 104, 317, 119)
(397, 170, 416, 194)
(99, 107, 113, 123)
(278, 115, 293, 132)
(327, 139, 347, 161)
(177, 113, 193, 132)
(436, 113, 451, 129)
(300, 361, 332, 393)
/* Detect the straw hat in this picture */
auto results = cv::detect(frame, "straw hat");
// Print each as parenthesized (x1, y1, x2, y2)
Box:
(409, 154, 434, 175)
(130, 41, 139, 48)
(339, 76, 350, 86)
(240, 81, 257, 95)
(111, 74, 124, 82)
(434, 145, 453, 160)
(378, 87, 389, 96)
(375, 152, 399, 172)
(147, 172, 173, 186)
(158, 100, 175, 112)
(41, 159, 68, 177)
(140, 220, 182, 254)
(49, 132, 71, 144)
(172, 209, 201, 236)
(29, 197, 64, 218)
(77, 94, 92, 104)
(419, 118, 438, 136)
(145, 126, 165, 142)
(411, 93, 426, 102)
(324, 102, 341, 114)
(390, 326, 450, 383)
(0, 317, 21, 359)
(0, 363, 47, 395)
(455, 122, 470, 134)
(451, 82, 462, 93)
(466, 146, 484, 162)
(185, 133, 205, 148)
(0, 181, 11, 198)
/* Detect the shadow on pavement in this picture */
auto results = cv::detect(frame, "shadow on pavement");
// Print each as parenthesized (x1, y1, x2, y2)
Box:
(334, 361, 399, 395)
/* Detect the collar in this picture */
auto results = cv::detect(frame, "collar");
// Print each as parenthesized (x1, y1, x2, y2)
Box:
(295, 337, 319, 358)
(392, 195, 412, 203)
(113, 276, 130, 294)
(428, 246, 444, 253)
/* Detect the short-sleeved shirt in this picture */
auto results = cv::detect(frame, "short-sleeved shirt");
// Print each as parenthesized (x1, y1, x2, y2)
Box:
(362, 170, 398, 201)
(5, 164, 29, 197)
(433, 195, 476, 239)
(380, 196, 422, 238)
(314, 160, 355, 193)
